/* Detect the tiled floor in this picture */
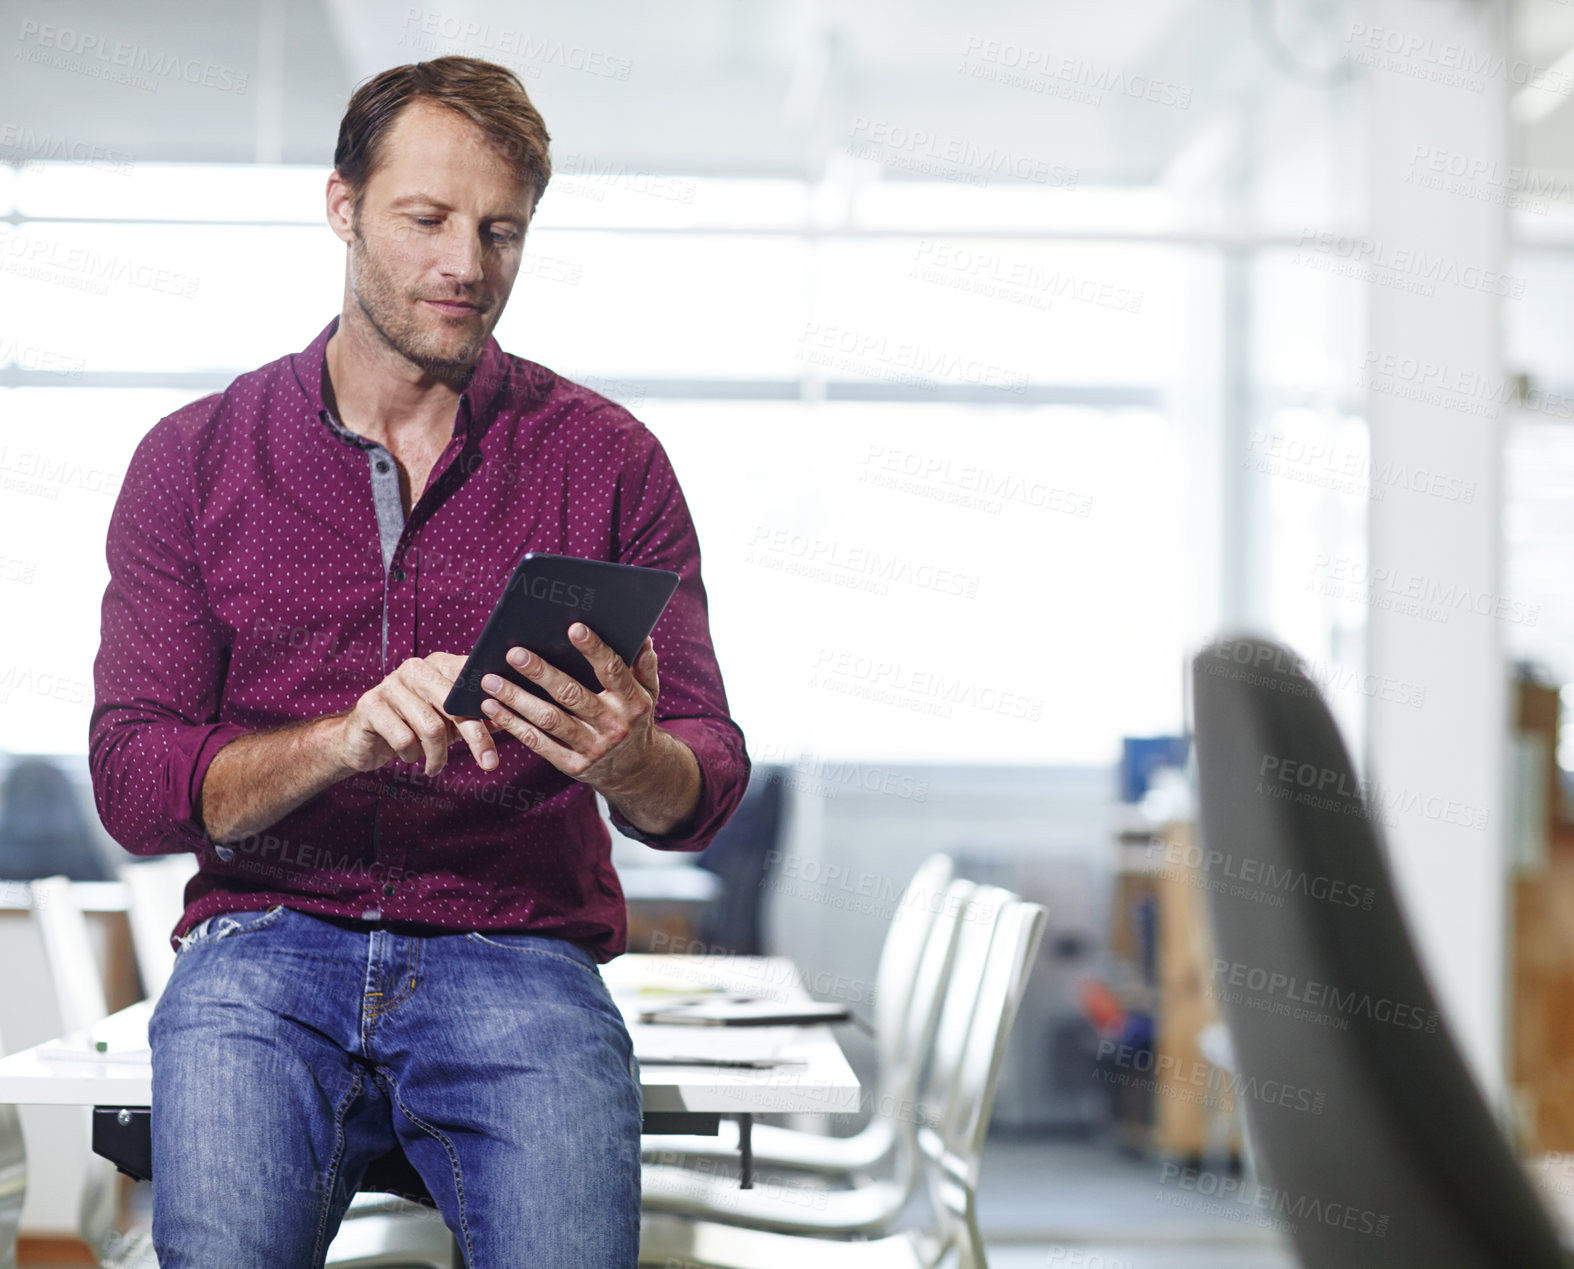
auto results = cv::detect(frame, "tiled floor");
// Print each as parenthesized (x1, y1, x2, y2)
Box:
(973, 1135, 1296, 1269)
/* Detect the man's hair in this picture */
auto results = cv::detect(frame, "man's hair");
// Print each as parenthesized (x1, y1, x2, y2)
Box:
(334, 55, 552, 223)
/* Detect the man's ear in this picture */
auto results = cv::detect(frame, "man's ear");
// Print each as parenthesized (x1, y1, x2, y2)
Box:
(325, 171, 358, 246)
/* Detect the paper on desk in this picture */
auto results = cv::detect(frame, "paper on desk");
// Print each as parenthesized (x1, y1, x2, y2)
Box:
(630, 1023, 795, 1064)
(36, 1041, 152, 1065)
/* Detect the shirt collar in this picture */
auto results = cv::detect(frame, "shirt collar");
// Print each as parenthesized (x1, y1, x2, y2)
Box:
(290, 312, 509, 444)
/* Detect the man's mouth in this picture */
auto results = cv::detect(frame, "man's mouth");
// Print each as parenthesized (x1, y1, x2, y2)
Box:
(423, 298, 480, 316)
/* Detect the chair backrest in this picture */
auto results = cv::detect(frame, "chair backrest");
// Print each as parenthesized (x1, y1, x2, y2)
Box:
(1191, 636, 1569, 1269)
(0, 1018, 21, 1269)
(911, 896, 1045, 1269)
(916, 885, 1013, 1126)
(17, 877, 114, 1250)
(119, 855, 198, 999)
(0, 758, 111, 883)
(693, 765, 788, 955)
(872, 854, 955, 1070)
(945, 899, 1047, 1167)
(881, 877, 973, 1116)
(27, 876, 107, 1036)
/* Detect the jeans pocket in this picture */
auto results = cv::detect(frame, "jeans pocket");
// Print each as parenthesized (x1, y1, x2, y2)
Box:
(175, 904, 288, 955)
(463, 931, 614, 997)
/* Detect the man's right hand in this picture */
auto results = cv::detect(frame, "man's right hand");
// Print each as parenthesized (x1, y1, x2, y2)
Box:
(330, 652, 503, 776)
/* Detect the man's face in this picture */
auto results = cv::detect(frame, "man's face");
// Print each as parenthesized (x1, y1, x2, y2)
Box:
(331, 98, 533, 383)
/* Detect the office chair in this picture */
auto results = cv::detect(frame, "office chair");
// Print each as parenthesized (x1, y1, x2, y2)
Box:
(640, 882, 1006, 1236)
(0, 758, 113, 882)
(641, 853, 957, 1173)
(639, 896, 1047, 1268)
(1191, 635, 1572, 1268)
(692, 765, 788, 955)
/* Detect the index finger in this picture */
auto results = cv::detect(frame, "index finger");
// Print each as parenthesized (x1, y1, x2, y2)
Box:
(412, 654, 500, 769)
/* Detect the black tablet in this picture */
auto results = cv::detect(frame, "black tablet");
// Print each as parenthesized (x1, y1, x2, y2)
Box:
(443, 552, 681, 717)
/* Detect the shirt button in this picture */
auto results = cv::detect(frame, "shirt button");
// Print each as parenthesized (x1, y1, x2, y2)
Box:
(375, 459, 391, 474)
(391, 567, 405, 583)
(383, 883, 396, 897)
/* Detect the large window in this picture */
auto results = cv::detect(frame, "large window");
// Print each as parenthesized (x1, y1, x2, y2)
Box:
(2, 160, 1215, 762)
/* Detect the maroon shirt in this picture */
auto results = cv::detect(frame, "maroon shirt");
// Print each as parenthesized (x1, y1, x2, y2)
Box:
(89, 314, 749, 960)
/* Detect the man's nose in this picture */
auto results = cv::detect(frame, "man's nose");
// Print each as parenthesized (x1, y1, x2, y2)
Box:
(437, 226, 485, 284)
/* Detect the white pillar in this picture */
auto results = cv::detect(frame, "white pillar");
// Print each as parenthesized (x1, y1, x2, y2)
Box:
(1364, 0, 1511, 1102)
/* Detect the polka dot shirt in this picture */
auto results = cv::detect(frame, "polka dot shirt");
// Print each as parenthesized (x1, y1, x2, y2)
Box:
(87, 313, 750, 961)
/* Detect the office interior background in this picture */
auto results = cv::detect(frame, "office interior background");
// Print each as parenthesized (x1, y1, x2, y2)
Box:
(5, 0, 1574, 1266)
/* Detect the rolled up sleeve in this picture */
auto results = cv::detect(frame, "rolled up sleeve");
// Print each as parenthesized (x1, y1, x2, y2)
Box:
(606, 418, 750, 851)
(89, 414, 246, 857)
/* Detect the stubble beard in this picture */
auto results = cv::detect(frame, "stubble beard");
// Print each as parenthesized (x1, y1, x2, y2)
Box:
(347, 223, 490, 390)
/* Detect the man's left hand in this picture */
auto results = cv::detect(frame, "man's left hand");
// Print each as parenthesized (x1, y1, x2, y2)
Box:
(472, 623, 670, 801)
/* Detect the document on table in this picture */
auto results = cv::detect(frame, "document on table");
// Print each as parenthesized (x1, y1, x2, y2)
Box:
(34, 1040, 151, 1064)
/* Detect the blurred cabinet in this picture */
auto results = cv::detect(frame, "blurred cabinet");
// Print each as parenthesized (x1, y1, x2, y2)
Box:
(1107, 822, 1241, 1162)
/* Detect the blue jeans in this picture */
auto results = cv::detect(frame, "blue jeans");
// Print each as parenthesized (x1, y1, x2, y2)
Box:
(148, 906, 642, 1267)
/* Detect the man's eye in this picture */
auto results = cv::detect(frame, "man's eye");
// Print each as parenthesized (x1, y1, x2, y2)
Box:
(414, 217, 440, 227)
(490, 233, 518, 245)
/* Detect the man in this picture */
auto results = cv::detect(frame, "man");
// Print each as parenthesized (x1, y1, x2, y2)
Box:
(88, 55, 749, 1267)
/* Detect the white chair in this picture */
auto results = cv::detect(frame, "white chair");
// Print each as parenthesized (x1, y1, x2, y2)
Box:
(639, 897, 1048, 1268)
(322, 1200, 458, 1267)
(20, 875, 118, 1257)
(639, 882, 1010, 1236)
(21, 875, 454, 1268)
(641, 853, 956, 1174)
(118, 856, 197, 1000)
(0, 1024, 23, 1269)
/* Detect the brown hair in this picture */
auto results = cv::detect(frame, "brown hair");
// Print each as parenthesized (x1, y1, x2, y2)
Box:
(334, 55, 552, 221)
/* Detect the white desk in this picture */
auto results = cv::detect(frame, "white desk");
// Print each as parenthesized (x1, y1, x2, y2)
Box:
(0, 952, 859, 1191)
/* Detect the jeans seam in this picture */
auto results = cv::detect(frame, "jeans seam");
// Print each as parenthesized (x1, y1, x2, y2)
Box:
(310, 1066, 363, 1268)
(369, 935, 421, 1018)
(382, 1068, 473, 1268)
(463, 932, 601, 979)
